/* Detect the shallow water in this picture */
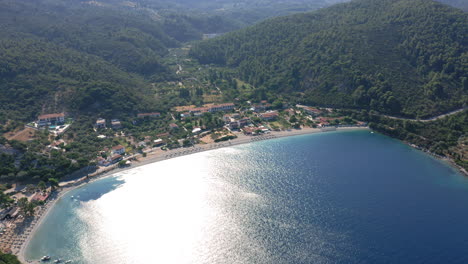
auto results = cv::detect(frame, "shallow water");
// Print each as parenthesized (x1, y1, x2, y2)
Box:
(25, 131, 468, 263)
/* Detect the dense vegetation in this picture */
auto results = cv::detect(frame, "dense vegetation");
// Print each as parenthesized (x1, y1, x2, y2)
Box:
(0, 252, 20, 264)
(191, 0, 468, 118)
(98, 0, 349, 26)
(0, 0, 244, 122)
(438, 0, 468, 11)
(343, 110, 468, 170)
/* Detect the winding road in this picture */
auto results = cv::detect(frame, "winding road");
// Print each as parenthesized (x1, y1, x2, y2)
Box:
(380, 107, 467, 122)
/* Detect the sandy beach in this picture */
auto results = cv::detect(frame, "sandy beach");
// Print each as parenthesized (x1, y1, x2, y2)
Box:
(17, 126, 368, 263)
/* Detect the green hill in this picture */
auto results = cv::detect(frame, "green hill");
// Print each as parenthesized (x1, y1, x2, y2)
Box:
(190, 0, 468, 117)
(437, 0, 468, 11)
(0, 36, 156, 121)
(0, 0, 217, 121)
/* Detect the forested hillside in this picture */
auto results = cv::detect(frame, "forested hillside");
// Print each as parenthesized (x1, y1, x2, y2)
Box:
(191, 0, 468, 117)
(105, 0, 349, 26)
(0, 36, 157, 122)
(437, 0, 468, 11)
(0, 0, 224, 121)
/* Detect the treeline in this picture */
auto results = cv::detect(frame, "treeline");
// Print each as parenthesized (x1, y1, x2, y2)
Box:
(190, 0, 468, 118)
(0, 251, 20, 264)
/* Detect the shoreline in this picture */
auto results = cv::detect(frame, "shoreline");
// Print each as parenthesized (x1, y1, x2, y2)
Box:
(17, 126, 367, 263)
(14, 125, 466, 262)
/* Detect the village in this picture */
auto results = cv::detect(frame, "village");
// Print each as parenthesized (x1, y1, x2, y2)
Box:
(48, 101, 367, 168)
(0, 99, 370, 256)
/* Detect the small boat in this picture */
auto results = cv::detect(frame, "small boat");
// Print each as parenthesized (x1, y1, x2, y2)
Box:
(65, 261, 72, 264)
(41, 256, 51, 261)
(54, 259, 62, 263)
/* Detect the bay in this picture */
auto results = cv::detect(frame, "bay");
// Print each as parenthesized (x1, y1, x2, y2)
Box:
(24, 130, 468, 263)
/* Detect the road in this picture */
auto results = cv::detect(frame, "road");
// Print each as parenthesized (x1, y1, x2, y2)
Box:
(381, 107, 467, 122)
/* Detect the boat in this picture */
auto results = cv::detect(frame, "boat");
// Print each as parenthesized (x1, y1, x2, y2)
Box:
(41, 256, 51, 261)
(65, 261, 72, 264)
(54, 259, 62, 263)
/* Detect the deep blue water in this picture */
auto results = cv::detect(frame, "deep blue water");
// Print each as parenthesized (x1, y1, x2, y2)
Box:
(25, 130, 468, 263)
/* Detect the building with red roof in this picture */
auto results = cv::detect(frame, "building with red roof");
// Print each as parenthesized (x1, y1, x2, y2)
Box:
(37, 113, 65, 127)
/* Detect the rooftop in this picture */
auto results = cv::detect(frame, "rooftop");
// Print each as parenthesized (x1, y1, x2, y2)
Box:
(112, 145, 125, 150)
(111, 154, 122, 160)
(38, 113, 65, 119)
(138, 112, 161, 117)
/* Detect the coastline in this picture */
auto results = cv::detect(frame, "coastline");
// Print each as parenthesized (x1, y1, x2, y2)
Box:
(402, 141, 468, 177)
(17, 126, 367, 263)
(15, 125, 467, 262)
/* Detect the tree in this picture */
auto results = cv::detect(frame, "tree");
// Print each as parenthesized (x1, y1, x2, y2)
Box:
(183, 139, 192, 147)
(289, 115, 298, 123)
(48, 178, 59, 190)
(17, 197, 35, 217)
(25, 184, 35, 193)
(0, 192, 13, 209)
(272, 100, 283, 109)
(0, 250, 21, 264)
(37, 181, 47, 192)
(118, 160, 127, 167)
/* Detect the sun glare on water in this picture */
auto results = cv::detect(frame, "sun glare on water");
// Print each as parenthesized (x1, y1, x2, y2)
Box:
(74, 151, 246, 263)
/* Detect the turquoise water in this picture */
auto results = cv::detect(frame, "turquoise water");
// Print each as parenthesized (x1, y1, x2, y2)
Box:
(25, 130, 468, 263)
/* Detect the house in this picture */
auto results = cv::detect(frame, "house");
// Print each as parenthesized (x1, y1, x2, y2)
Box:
(112, 145, 125, 155)
(297, 105, 323, 116)
(169, 123, 179, 130)
(32, 192, 50, 202)
(111, 119, 122, 129)
(251, 101, 272, 112)
(95, 118, 106, 129)
(303, 107, 322, 116)
(188, 103, 235, 114)
(229, 121, 239, 130)
(192, 127, 202, 134)
(37, 113, 65, 127)
(223, 114, 232, 123)
(285, 109, 295, 116)
(156, 132, 170, 138)
(223, 113, 241, 123)
(180, 112, 191, 119)
(153, 139, 166, 147)
(189, 107, 210, 115)
(208, 103, 235, 112)
(242, 126, 261, 135)
(138, 141, 146, 147)
(111, 154, 123, 164)
(97, 157, 108, 166)
(260, 111, 279, 121)
(238, 118, 250, 127)
(137, 112, 161, 118)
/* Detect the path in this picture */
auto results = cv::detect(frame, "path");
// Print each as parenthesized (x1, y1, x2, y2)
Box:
(381, 107, 466, 122)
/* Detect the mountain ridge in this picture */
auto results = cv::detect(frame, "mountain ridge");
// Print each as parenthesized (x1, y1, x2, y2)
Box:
(190, 0, 468, 117)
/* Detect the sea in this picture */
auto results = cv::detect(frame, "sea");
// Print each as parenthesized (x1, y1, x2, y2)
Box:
(24, 130, 468, 264)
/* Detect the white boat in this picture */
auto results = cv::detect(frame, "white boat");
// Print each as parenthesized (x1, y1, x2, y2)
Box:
(65, 261, 72, 264)
(54, 259, 62, 263)
(41, 256, 51, 261)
